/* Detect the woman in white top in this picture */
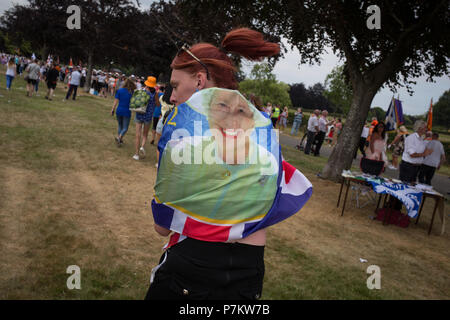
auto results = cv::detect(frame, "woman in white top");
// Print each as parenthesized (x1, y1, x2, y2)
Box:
(6, 58, 16, 90)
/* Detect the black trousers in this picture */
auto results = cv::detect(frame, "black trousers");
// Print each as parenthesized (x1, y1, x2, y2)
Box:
(418, 164, 436, 185)
(313, 131, 326, 156)
(271, 117, 277, 128)
(145, 238, 265, 300)
(399, 161, 420, 183)
(354, 137, 367, 158)
(66, 84, 78, 100)
(304, 130, 316, 155)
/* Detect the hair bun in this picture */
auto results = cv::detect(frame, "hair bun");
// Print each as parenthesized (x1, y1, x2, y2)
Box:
(221, 28, 280, 60)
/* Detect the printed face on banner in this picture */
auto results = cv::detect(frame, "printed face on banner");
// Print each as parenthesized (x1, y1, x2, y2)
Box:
(155, 88, 279, 225)
(208, 90, 255, 164)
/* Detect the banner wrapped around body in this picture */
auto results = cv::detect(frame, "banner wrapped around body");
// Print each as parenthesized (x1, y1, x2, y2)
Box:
(152, 88, 312, 243)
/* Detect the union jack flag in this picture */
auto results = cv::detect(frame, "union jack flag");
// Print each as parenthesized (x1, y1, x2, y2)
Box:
(151, 88, 313, 248)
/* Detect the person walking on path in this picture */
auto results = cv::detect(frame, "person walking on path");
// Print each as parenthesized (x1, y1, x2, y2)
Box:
(418, 132, 446, 185)
(25, 59, 40, 97)
(6, 58, 16, 91)
(271, 105, 280, 128)
(313, 110, 330, 157)
(290, 108, 303, 136)
(64, 66, 81, 101)
(279, 107, 288, 132)
(133, 76, 160, 161)
(304, 109, 320, 155)
(150, 86, 165, 145)
(45, 63, 59, 101)
(354, 121, 370, 159)
(153, 85, 174, 168)
(111, 78, 136, 146)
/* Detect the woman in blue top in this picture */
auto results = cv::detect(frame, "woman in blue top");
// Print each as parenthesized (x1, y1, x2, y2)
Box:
(133, 76, 160, 160)
(111, 78, 136, 146)
(150, 87, 165, 145)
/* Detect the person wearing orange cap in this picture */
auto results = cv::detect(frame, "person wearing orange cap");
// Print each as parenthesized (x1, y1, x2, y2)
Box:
(133, 76, 160, 161)
(366, 117, 378, 145)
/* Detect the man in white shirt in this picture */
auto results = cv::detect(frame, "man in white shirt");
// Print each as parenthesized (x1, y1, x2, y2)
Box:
(313, 110, 330, 156)
(399, 120, 433, 183)
(418, 133, 446, 185)
(304, 109, 320, 155)
(64, 67, 82, 101)
(355, 121, 370, 158)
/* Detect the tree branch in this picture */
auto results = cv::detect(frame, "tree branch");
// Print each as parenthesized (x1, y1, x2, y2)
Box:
(370, 0, 448, 89)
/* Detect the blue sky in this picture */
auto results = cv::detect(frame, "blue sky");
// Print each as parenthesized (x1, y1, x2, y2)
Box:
(2, 0, 448, 115)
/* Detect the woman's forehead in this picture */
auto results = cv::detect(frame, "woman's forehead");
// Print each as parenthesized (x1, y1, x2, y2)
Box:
(212, 91, 247, 106)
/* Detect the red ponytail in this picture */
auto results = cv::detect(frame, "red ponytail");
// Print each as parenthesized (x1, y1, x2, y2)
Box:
(221, 28, 280, 60)
(171, 28, 280, 90)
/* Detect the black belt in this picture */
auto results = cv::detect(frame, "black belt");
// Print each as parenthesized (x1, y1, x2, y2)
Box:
(402, 160, 421, 167)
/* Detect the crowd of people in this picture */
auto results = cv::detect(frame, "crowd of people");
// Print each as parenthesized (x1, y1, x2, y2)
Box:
(1, 52, 176, 167)
(355, 117, 445, 186)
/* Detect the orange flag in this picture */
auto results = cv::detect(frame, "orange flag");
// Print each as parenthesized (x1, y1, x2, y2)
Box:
(426, 98, 433, 131)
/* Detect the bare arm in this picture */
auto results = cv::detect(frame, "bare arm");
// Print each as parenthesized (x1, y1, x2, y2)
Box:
(391, 134, 402, 145)
(437, 154, 446, 170)
(111, 98, 119, 115)
(410, 148, 433, 158)
(370, 133, 379, 153)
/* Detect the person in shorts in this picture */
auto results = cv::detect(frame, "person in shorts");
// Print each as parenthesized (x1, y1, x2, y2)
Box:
(45, 63, 59, 100)
(133, 76, 160, 161)
(25, 58, 40, 97)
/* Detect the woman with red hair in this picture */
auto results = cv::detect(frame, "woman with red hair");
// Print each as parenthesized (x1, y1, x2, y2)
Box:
(146, 28, 285, 300)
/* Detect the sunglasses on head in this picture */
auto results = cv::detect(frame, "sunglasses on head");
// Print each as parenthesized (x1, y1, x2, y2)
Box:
(177, 43, 211, 80)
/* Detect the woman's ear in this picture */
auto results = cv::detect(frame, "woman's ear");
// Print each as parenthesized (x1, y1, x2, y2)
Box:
(195, 72, 208, 90)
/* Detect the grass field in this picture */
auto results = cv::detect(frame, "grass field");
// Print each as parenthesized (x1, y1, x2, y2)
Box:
(0, 70, 449, 300)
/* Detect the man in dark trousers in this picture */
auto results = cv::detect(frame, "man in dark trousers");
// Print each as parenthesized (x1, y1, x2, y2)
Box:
(313, 110, 330, 157)
(45, 63, 59, 101)
(64, 66, 82, 101)
(418, 132, 445, 185)
(304, 109, 320, 155)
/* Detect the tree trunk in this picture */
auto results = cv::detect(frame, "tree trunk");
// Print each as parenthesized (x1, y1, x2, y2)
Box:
(321, 84, 378, 181)
(84, 50, 94, 92)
